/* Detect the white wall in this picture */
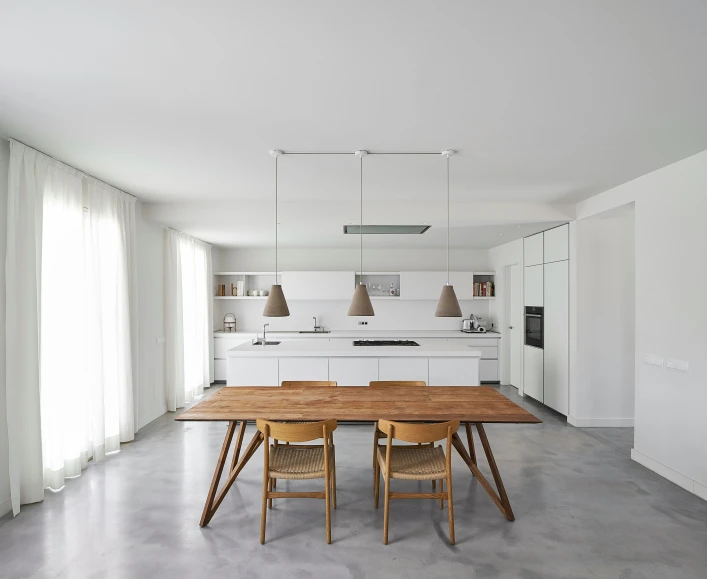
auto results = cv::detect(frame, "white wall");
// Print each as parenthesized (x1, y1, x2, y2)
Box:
(0, 139, 9, 516)
(213, 247, 492, 332)
(575, 149, 707, 500)
(213, 247, 491, 273)
(569, 205, 635, 426)
(135, 203, 167, 429)
(488, 239, 524, 388)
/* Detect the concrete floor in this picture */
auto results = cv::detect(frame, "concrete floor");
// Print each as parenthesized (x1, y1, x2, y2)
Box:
(2, 386, 707, 579)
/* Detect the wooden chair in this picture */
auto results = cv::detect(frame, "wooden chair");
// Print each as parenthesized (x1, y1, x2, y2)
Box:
(256, 418, 337, 544)
(374, 419, 460, 545)
(370, 381, 427, 471)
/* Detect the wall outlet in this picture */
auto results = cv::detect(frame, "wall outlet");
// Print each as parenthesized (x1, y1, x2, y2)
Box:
(666, 359, 689, 373)
(358, 321, 368, 325)
(644, 355, 663, 367)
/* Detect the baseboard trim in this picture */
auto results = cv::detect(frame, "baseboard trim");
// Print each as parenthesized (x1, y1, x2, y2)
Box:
(0, 496, 11, 518)
(567, 415, 634, 427)
(631, 448, 706, 502)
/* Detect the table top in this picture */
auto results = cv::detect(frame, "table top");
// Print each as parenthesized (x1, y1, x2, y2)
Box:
(175, 386, 542, 424)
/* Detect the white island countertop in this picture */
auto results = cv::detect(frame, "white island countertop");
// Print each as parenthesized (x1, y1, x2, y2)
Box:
(216, 329, 500, 339)
(228, 339, 483, 358)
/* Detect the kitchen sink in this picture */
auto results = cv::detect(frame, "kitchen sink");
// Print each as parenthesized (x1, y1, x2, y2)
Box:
(251, 340, 281, 346)
(298, 330, 331, 334)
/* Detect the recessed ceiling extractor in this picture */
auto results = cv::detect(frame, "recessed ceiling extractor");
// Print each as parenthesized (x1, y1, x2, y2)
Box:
(343, 224, 431, 235)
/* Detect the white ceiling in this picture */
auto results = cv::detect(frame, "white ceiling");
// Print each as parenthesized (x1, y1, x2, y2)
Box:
(1, 1, 706, 247)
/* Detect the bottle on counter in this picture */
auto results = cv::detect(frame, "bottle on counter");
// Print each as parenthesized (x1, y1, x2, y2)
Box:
(389, 283, 395, 296)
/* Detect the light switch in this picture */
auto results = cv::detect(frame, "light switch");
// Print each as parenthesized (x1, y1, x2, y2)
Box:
(644, 355, 663, 367)
(666, 359, 689, 373)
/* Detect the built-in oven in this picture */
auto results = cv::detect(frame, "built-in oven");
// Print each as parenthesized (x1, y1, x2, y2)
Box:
(525, 306, 544, 349)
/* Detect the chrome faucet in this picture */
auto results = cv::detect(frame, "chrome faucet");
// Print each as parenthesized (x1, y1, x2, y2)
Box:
(262, 323, 269, 343)
(313, 316, 323, 332)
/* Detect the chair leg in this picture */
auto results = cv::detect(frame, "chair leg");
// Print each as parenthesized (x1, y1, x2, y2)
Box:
(374, 457, 380, 508)
(439, 479, 444, 510)
(272, 477, 277, 489)
(372, 424, 378, 470)
(447, 472, 455, 545)
(267, 478, 273, 509)
(260, 471, 268, 544)
(432, 479, 436, 490)
(383, 475, 391, 545)
(331, 446, 337, 510)
(325, 469, 332, 544)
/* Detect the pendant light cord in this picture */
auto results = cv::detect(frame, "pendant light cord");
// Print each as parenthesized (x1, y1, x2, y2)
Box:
(275, 155, 278, 281)
(360, 154, 363, 279)
(446, 153, 450, 285)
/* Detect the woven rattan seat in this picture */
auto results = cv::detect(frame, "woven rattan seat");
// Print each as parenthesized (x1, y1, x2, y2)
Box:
(377, 445, 446, 480)
(268, 445, 332, 479)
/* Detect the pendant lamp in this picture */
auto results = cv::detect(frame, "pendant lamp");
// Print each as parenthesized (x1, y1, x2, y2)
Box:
(347, 150, 375, 316)
(435, 149, 462, 317)
(263, 150, 290, 317)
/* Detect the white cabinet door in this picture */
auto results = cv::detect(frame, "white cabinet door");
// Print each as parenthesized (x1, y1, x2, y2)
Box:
(400, 271, 447, 300)
(214, 338, 250, 359)
(428, 357, 479, 386)
(280, 271, 354, 300)
(523, 345, 544, 402)
(278, 357, 329, 383)
(227, 358, 279, 386)
(524, 264, 544, 306)
(328, 357, 378, 386)
(214, 359, 227, 381)
(543, 224, 569, 263)
(479, 359, 499, 383)
(524, 233, 544, 266)
(449, 271, 475, 300)
(543, 260, 569, 415)
(378, 358, 429, 383)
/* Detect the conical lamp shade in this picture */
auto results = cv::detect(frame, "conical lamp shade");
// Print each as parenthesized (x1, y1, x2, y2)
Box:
(435, 284, 462, 317)
(263, 284, 290, 317)
(347, 283, 375, 316)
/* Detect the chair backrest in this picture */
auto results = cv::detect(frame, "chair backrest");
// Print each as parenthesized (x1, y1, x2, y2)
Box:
(281, 381, 337, 388)
(257, 418, 337, 443)
(369, 381, 427, 388)
(377, 419, 459, 444)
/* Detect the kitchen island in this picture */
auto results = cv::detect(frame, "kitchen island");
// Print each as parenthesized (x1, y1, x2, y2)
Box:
(226, 339, 482, 386)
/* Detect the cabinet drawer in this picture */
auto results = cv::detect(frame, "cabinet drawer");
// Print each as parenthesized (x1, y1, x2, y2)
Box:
(472, 346, 498, 359)
(378, 358, 428, 383)
(214, 338, 249, 358)
(278, 357, 329, 383)
(227, 358, 279, 386)
(457, 338, 499, 347)
(428, 358, 479, 386)
(479, 359, 499, 382)
(329, 357, 378, 386)
(214, 359, 227, 381)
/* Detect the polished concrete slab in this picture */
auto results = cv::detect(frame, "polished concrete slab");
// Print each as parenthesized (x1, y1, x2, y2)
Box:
(2, 385, 706, 579)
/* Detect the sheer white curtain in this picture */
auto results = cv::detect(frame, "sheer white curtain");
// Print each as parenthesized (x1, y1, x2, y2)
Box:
(165, 229, 212, 411)
(5, 140, 137, 512)
(40, 175, 137, 490)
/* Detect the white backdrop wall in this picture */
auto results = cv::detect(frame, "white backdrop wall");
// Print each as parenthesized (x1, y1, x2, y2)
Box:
(135, 203, 167, 429)
(570, 205, 635, 426)
(575, 149, 707, 500)
(0, 139, 10, 516)
(213, 247, 492, 332)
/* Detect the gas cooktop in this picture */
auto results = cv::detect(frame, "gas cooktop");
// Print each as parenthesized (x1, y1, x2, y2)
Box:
(353, 340, 420, 346)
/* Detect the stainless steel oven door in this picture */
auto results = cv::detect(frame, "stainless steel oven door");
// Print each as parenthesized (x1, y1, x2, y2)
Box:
(525, 307, 544, 349)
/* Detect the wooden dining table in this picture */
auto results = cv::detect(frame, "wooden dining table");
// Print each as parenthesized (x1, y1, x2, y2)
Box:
(176, 386, 541, 527)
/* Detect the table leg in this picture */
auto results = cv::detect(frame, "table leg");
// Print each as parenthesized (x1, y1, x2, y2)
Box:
(200, 421, 263, 527)
(452, 425, 515, 522)
(465, 422, 477, 470)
